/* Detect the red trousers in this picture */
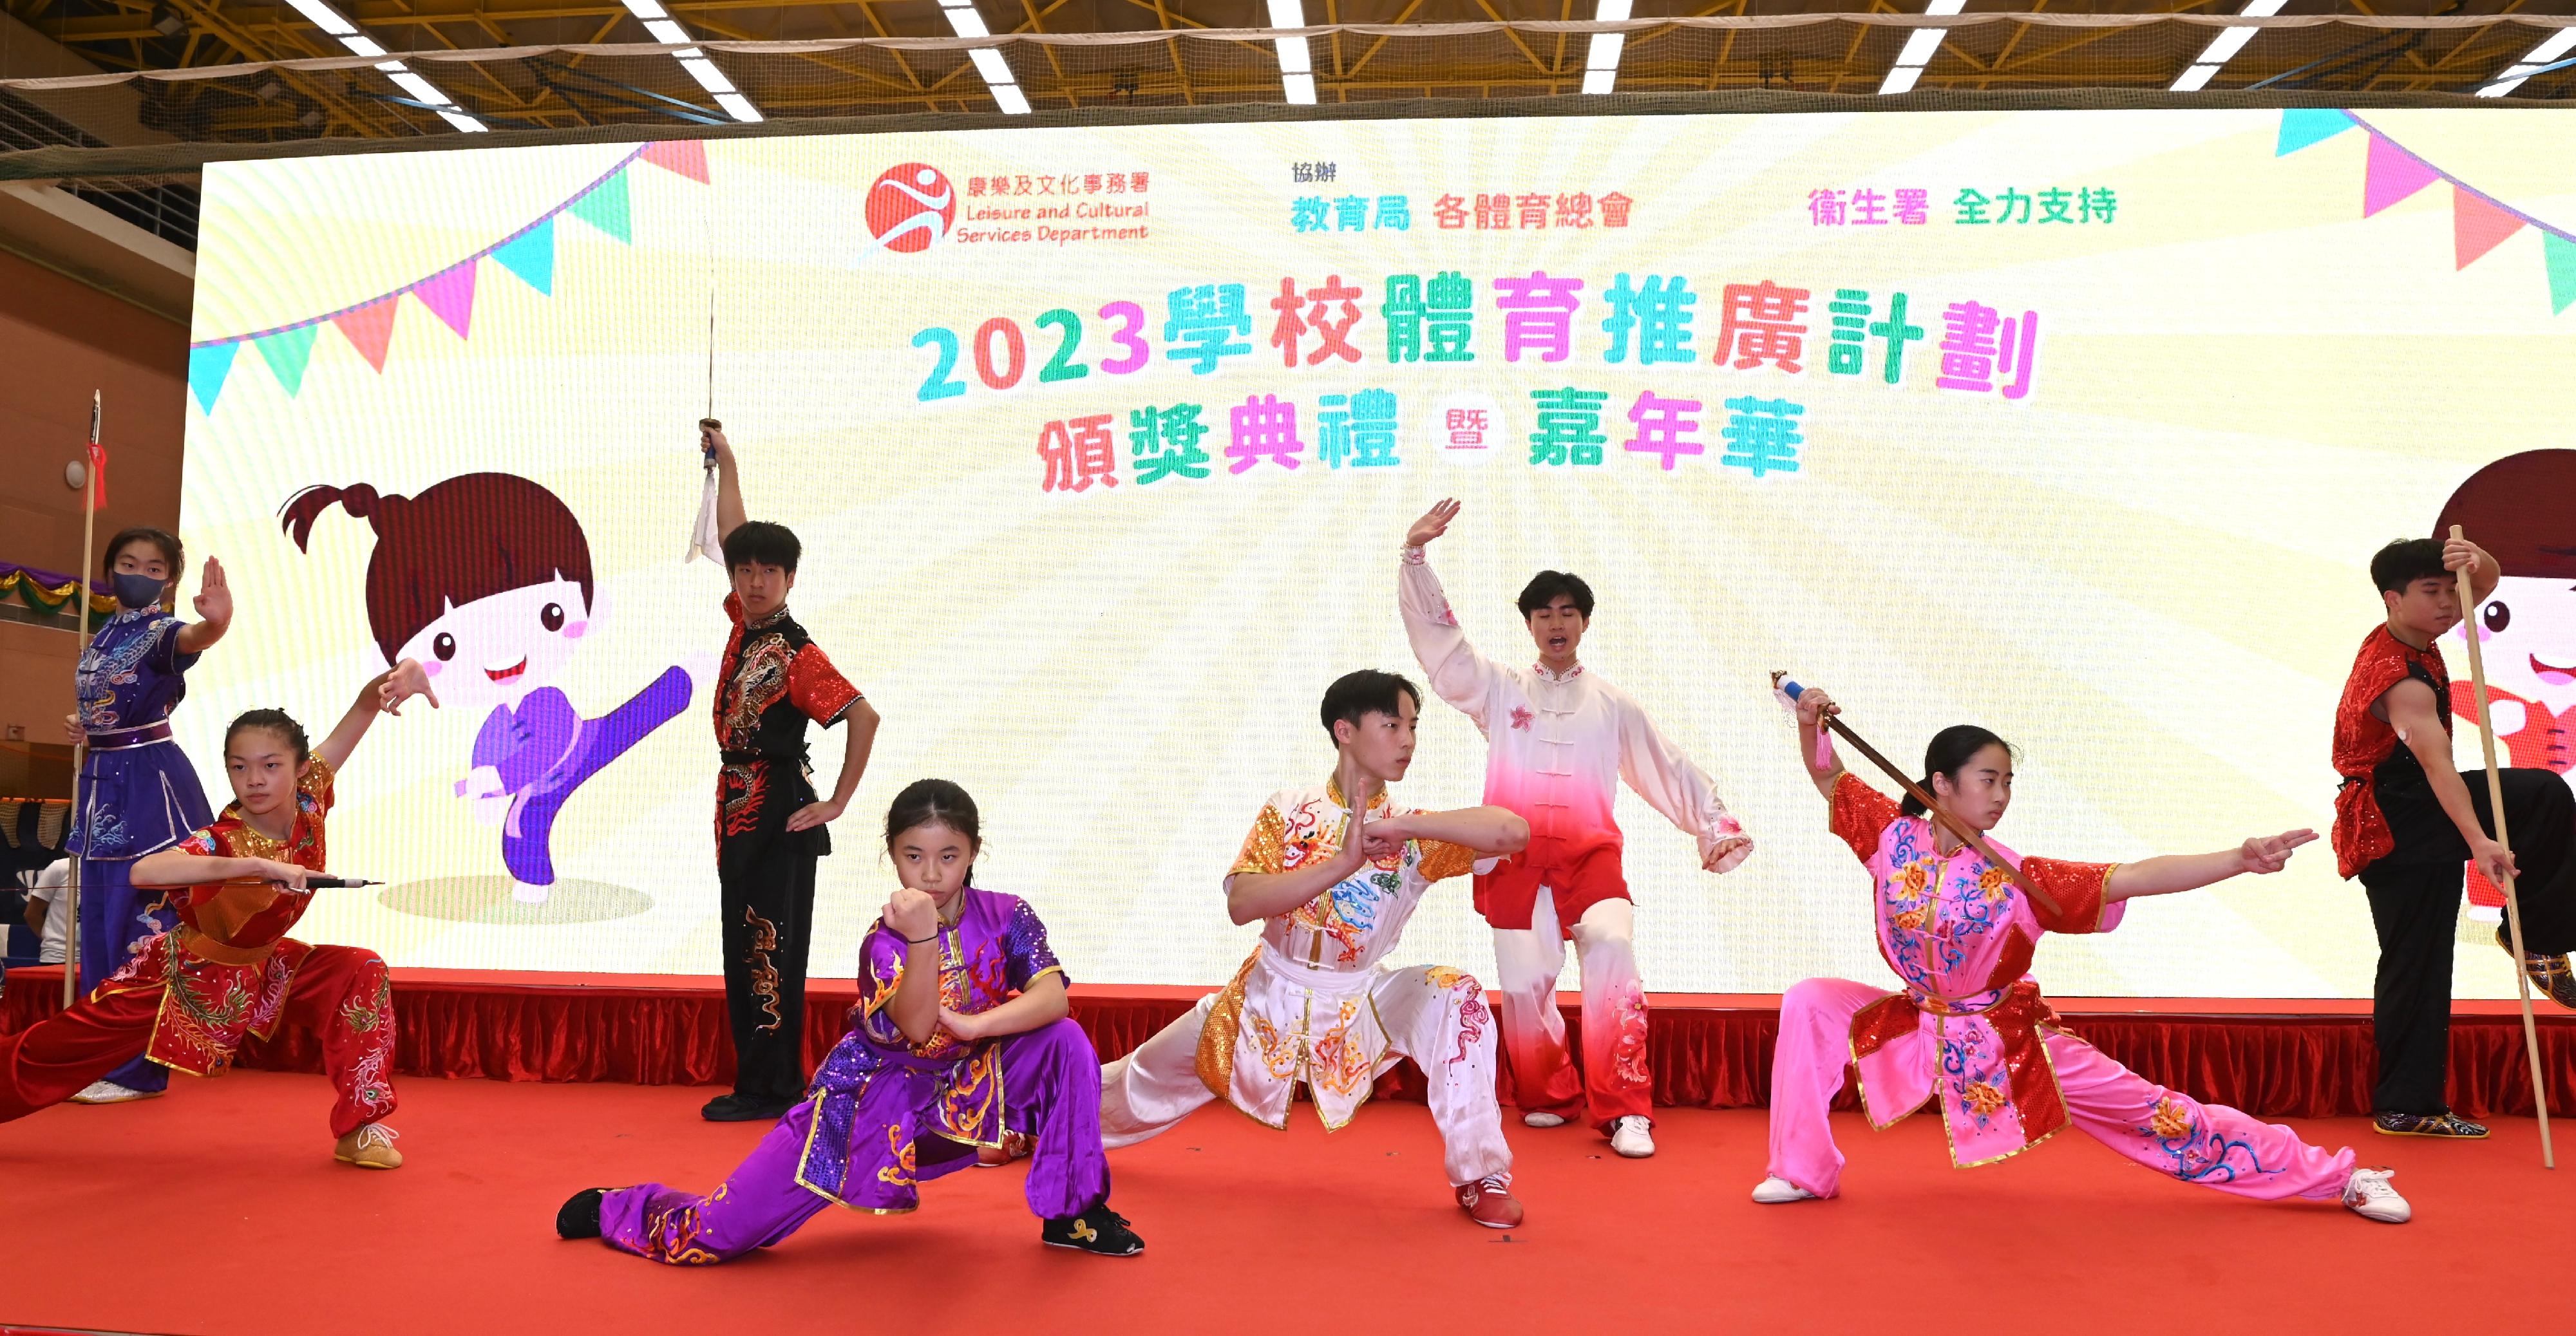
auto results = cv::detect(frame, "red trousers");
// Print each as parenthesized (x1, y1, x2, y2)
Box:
(0, 937, 397, 1138)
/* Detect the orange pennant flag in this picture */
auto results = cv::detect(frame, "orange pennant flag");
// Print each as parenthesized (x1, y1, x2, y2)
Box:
(2453, 186, 2526, 270)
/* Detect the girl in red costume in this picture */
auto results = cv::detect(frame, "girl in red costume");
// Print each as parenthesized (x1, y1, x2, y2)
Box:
(0, 662, 435, 1167)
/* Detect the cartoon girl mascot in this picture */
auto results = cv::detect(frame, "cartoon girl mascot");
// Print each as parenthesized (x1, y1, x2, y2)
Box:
(282, 473, 694, 905)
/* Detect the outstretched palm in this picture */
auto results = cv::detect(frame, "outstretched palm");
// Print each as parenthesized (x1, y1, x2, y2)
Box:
(1406, 498, 1461, 549)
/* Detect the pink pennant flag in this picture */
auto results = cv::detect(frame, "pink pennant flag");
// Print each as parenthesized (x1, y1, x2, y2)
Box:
(412, 261, 479, 339)
(331, 297, 399, 372)
(2452, 187, 2526, 270)
(2362, 133, 2440, 218)
(640, 139, 710, 185)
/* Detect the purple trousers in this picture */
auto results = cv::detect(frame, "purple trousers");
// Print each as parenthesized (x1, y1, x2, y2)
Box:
(600, 1019, 1110, 1265)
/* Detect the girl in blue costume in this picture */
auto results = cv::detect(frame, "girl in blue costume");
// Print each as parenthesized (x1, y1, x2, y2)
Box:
(59, 527, 230, 1104)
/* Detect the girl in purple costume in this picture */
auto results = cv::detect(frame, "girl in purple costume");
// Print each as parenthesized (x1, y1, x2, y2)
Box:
(556, 779, 1142, 1261)
(281, 474, 695, 905)
(62, 528, 230, 1103)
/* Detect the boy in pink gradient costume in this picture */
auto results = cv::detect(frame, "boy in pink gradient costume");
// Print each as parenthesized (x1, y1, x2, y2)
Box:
(1751, 684, 2409, 1225)
(1397, 500, 1751, 1158)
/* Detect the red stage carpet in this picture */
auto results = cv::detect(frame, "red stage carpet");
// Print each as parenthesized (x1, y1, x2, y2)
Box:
(0, 1070, 2567, 1336)
(5, 966, 2571, 1118)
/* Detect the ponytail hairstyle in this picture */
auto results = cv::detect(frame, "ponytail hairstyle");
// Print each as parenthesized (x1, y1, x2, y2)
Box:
(225, 708, 311, 764)
(1900, 724, 2016, 817)
(102, 525, 184, 582)
(279, 473, 596, 663)
(883, 779, 981, 886)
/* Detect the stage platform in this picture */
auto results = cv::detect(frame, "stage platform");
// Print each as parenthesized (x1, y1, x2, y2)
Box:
(0, 1071, 2567, 1336)
(2, 966, 2570, 1119)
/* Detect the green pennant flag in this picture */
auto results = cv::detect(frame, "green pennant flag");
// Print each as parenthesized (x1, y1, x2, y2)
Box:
(567, 169, 632, 243)
(2548, 232, 2576, 315)
(254, 325, 320, 397)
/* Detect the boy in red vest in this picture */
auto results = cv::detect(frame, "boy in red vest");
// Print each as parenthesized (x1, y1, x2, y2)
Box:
(2332, 534, 2576, 1141)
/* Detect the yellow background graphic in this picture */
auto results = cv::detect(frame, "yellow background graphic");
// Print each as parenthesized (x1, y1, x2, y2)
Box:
(178, 108, 2576, 996)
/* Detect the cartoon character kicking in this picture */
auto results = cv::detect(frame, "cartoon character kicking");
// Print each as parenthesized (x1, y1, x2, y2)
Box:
(282, 473, 696, 905)
(2436, 449, 2576, 923)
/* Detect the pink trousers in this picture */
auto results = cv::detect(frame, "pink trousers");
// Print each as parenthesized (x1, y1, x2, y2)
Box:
(1765, 978, 2357, 1201)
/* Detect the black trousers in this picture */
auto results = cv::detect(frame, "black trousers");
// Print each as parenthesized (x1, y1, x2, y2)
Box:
(2358, 767, 2576, 1115)
(718, 837, 818, 1103)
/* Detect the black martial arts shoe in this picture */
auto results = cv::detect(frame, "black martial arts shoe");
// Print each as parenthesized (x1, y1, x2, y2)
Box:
(701, 1093, 793, 1122)
(556, 1188, 607, 1240)
(2372, 1111, 2489, 1138)
(2495, 924, 2576, 1010)
(1041, 1200, 1144, 1257)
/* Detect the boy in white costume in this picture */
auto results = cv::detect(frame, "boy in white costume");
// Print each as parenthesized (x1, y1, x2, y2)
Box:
(1099, 670, 1533, 1228)
(1397, 500, 1752, 1158)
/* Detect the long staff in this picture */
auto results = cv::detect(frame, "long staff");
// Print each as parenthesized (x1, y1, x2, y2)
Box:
(2450, 524, 2555, 1169)
(1773, 672, 2062, 919)
(62, 392, 101, 1008)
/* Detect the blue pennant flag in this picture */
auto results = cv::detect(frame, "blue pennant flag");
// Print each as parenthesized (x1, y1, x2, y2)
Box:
(2275, 108, 2357, 157)
(491, 217, 556, 295)
(187, 341, 240, 413)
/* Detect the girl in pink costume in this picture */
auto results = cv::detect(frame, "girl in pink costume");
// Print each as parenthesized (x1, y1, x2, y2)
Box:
(1754, 685, 2410, 1224)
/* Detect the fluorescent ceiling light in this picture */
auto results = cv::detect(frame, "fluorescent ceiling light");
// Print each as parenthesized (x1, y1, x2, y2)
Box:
(283, 0, 357, 35)
(967, 46, 1014, 84)
(945, 6, 990, 36)
(620, 0, 668, 17)
(1270, 0, 1314, 102)
(1582, 68, 1615, 94)
(644, 19, 691, 43)
(342, 33, 385, 57)
(1879, 0, 1962, 93)
(2478, 27, 2576, 97)
(992, 83, 1031, 114)
(714, 91, 763, 122)
(2169, 0, 2284, 91)
(1595, 0, 1632, 20)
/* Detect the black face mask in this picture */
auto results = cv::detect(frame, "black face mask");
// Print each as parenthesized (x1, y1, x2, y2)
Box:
(112, 573, 166, 610)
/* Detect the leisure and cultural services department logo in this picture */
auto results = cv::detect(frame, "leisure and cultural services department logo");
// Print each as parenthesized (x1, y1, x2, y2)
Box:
(866, 163, 957, 253)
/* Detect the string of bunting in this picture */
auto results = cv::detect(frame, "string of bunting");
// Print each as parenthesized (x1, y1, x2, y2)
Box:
(0, 562, 115, 618)
(186, 138, 711, 415)
(2278, 108, 2576, 314)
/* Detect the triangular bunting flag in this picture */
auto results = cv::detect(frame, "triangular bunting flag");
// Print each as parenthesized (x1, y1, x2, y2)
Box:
(491, 217, 556, 295)
(253, 325, 319, 397)
(2363, 133, 2441, 218)
(640, 139, 710, 185)
(2547, 233, 2576, 315)
(2275, 108, 2356, 157)
(412, 261, 479, 339)
(187, 341, 239, 414)
(332, 297, 399, 372)
(2452, 187, 2526, 270)
(567, 169, 632, 243)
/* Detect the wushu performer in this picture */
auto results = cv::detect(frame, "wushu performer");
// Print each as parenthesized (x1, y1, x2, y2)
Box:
(0, 663, 435, 1169)
(1752, 684, 2409, 1224)
(61, 528, 231, 1105)
(556, 780, 1142, 1261)
(1098, 670, 1533, 1228)
(1397, 500, 1750, 1158)
(2335, 536, 2576, 1142)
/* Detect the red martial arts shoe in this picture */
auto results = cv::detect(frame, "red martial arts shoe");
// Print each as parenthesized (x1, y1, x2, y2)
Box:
(1454, 1176, 1524, 1229)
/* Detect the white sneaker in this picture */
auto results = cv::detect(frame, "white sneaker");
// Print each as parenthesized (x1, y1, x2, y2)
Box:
(68, 1080, 153, 1105)
(1521, 1110, 1569, 1129)
(511, 881, 551, 905)
(1608, 1115, 1656, 1158)
(1751, 1176, 1818, 1204)
(2342, 1167, 2410, 1223)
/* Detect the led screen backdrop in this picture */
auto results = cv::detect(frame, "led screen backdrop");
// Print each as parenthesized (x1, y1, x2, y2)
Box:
(177, 108, 2576, 996)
